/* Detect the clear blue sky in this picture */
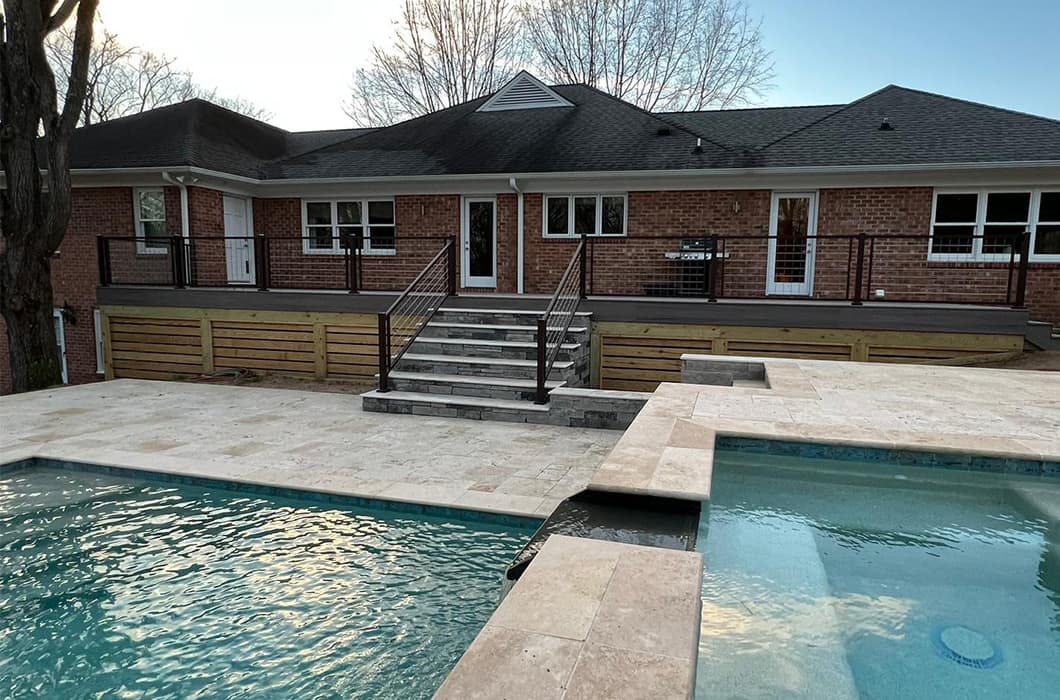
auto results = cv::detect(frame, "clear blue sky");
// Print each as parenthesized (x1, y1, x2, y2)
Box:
(755, 0, 1059, 118)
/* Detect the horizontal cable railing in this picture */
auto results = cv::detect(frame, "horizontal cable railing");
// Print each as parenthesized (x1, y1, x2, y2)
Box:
(377, 237, 457, 392)
(97, 234, 453, 293)
(536, 237, 587, 404)
(584, 232, 1031, 307)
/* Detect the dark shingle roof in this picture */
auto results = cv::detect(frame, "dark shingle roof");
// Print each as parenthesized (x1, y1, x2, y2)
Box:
(59, 83, 1060, 180)
(657, 104, 843, 149)
(63, 99, 373, 178)
(267, 84, 738, 178)
(756, 86, 1060, 167)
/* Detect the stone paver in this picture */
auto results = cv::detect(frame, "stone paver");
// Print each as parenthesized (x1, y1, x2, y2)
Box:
(0, 379, 619, 517)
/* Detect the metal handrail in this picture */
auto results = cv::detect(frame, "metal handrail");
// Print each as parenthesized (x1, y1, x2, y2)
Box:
(535, 237, 587, 404)
(377, 237, 457, 392)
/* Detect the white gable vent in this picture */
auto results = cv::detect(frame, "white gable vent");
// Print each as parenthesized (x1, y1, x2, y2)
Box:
(477, 71, 574, 112)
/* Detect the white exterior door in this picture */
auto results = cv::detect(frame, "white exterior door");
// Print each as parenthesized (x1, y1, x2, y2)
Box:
(461, 197, 497, 288)
(223, 195, 255, 284)
(766, 192, 817, 296)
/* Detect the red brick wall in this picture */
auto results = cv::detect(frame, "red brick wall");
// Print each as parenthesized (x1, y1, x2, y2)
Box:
(0, 186, 185, 393)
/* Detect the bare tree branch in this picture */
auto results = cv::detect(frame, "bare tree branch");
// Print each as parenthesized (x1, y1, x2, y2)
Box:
(344, 0, 523, 127)
(521, 0, 774, 111)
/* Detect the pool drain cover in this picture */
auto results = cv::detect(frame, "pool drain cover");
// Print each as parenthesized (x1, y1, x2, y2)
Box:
(932, 625, 1002, 669)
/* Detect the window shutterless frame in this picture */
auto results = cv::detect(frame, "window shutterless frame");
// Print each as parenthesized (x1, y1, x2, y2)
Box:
(133, 188, 168, 254)
(929, 187, 1060, 262)
(542, 193, 627, 238)
(301, 198, 396, 255)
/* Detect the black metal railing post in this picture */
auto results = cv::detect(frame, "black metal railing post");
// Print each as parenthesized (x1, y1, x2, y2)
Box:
(708, 234, 719, 302)
(255, 235, 269, 291)
(96, 237, 110, 286)
(535, 318, 548, 404)
(171, 235, 186, 288)
(851, 233, 867, 305)
(377, 313, 391, 392)
(1013, 230, 1031, 309)
(579, 233, 588, 299)
(448, 235, 458, 295)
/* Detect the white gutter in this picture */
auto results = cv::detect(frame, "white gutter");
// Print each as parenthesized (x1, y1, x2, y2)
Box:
(161, 171, 198, 239)
(509, 177, 524, 294)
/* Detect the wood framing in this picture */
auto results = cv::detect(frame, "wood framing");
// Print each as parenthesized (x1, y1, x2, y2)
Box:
(593, 321, 1025, 391)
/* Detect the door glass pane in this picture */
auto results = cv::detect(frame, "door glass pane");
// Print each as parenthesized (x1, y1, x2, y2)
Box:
(574, 197, 596, 235)
(546, 197, 568, 235)
(468, 201, 494, 278)
(773, 197, 809, 284)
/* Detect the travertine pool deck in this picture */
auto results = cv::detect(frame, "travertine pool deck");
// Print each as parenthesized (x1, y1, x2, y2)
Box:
(0, 379, 619, 518)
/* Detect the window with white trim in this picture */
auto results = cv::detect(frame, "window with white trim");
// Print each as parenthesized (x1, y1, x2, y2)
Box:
(930, 189, 1060, 261)
(302, 199, 396, 254)
(1034, 191, 1060, 257)
(543, 194, 626, 237)
(134, 188, 168, 253)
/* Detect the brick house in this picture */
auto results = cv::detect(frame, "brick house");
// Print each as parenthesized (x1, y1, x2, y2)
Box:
(2, 71, 1059, 401)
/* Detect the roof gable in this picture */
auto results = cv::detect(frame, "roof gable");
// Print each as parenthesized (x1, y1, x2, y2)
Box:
(477, 71, 574, 112)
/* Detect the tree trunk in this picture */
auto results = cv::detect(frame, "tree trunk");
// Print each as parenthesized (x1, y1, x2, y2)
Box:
(0, 248, 61, 392)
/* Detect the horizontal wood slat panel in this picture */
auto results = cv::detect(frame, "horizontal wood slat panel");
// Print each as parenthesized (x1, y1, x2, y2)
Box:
(109, 315, 203, 380)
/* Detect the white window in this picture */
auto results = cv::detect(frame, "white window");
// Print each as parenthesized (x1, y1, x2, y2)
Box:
(1033, 191, 1060, 259)
(543, 194, 627, 238)
(302, 199, 396, 255)
(929, 188, 1060, 261)
(93, 309, 104, 374)
(134, 188, 168, 253)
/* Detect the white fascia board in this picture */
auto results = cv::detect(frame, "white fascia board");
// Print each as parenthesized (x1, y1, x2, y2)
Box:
(34, 159, 1060, 197)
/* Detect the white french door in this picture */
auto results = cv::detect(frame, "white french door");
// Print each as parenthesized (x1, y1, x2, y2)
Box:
(461, 197, 497, 288)
(766, 192, 818, 296)
(223, 195, 255, 284)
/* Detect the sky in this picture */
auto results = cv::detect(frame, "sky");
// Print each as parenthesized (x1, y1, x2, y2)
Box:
(96, 0, 1060, 131)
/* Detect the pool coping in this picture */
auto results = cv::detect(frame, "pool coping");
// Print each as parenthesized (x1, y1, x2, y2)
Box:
(442, 355, 1060, 699)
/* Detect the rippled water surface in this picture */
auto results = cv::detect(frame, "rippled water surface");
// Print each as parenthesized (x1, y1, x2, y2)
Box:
(0, 468, 533, 699)
(696, 452, 1060, 699)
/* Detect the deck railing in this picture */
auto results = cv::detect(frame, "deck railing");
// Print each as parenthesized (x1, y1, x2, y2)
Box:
(96, 234, 452, 293)
(583, 231, 1031, 307)
(376, 237, 457, 392)
(535, 236, 587, 404)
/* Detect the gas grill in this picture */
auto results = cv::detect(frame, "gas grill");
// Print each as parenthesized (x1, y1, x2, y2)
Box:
(646, 238, 726, 297)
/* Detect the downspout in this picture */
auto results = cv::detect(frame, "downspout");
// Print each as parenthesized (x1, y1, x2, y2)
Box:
(161, 171, 191, 240)
(509, 177, 524, 294)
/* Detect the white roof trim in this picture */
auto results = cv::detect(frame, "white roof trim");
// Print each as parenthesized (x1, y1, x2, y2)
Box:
(477, 71, 574, 112)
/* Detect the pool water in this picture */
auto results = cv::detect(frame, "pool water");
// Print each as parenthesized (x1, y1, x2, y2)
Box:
(696, 451, 1060, 699)
(0, 468, 534, 699)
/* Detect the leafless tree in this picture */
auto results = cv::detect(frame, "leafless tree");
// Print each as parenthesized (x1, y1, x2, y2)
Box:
(44, 19, 270, 125)
(521, 0, 774, 111)
(0, 0, 99, 392)
(345, 0, 523, 127)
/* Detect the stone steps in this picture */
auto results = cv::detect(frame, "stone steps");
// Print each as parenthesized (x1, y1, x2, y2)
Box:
(364, 306, 593, 422)
(388, 371, 566, 402)
(397, 353, 576, 381)
(362, 390, 553, 423)
(409, 336, 581, 361)
(423, 321, 589, 342)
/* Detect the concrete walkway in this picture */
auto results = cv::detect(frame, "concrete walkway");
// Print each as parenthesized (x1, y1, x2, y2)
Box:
(0, 379, 619, 518)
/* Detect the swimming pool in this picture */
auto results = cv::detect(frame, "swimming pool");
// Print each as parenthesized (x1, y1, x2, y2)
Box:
(696, 448, 1060, 699)
(0, 464, 536, 699)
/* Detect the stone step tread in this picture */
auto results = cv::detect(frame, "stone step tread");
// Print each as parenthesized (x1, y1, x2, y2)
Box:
(411, 336, 581, 351)
(363, 390, 550, 412)
(400, 353, 575, 369)
(438, 307, 591, 317)
(426, 322, 589, 333)
(388, 371, 565, 389)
